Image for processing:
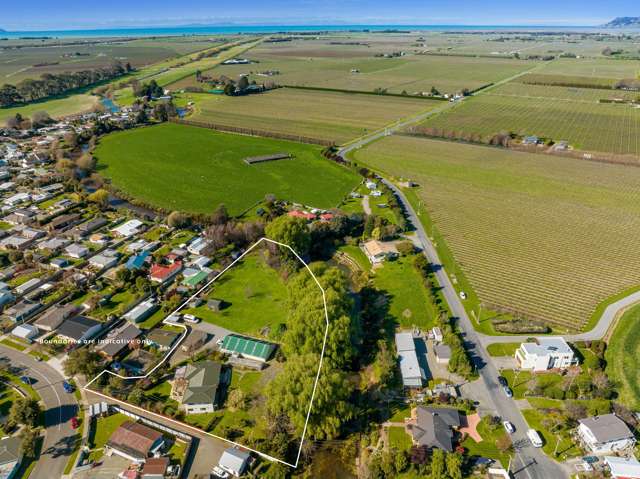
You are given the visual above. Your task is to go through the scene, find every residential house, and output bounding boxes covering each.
[122,349,157,375]
[46,213,81,233]
[106,421,165,463]
[38,236,70,252]
[515,337,575,372]
[124,298,158,324]
[182,270,209,289]
[605,456,640,479]
[577,414,636,454]
[97,322,142,360]
[65,243,90,259]
[287,210,316,221]
[11,323,38,341]
[34,303,79,331]
[4,208,36,225]
[171,360,222,414]
[395,332,426,388]
[141,457,170,479]
[0,436,22,479]
[434,344,452,364]
[125,251,150,271]
[362,240,399,264]
[67,217,108,240]
[89,249,119,270]
[146,329,180,351]
[4,300,42,322]
[181,330,207,354]
[0,289,15,309]
[149,260,182,284]
[111,219,144,238]
[408,406,461,452]
[186,237,210,256]
[220,334,276,362]
[15,278,41,296]
[218,448,251,478]
[56,315,102,343]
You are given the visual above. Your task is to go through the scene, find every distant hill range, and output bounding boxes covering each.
[603,17,640,28]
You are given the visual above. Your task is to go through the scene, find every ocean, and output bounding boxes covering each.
[0,24,602,39]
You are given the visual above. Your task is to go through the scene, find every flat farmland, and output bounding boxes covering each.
[0,37,224,84]
[535,58,640,78]
[190,88,441,143]
[489,82,639,103]
[0,93,98,125]
[94,123,359,215]
[208,38,532,94]
[354,135,640,330]
[422,91,640,156]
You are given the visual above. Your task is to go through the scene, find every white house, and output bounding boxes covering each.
[577,414,636,454]
[395,332,426,388]
[605,456,640,479]
[362,240,399,264]
[111,219,144,238]
[218,448,251,477]
[11,323,39,341]
[514,337,575,372]
[186,237,210,256]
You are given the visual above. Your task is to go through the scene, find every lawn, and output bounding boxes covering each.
[387,426,412,452]
[94,123,360,215]
[487,343,520,357]
[355,135,640,331]
[521,409,581,459]
[372,255,437,330]
[0,338,27,351]
[88,413,131,461]
[606,304,640,409]
[338,244,370,272]
[183,253,287,337]
[191,87,441,143]
[462,416,511,468]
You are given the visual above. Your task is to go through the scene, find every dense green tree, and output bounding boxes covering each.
[265,215,311,258]
[445,452,463,479]
[430,449,446,479]
[19,426,40,457]
[63,349,103,378]
[9,397,41,428]
[266,354,353,440]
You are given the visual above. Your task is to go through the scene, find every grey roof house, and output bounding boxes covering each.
[171,360,222,415]
[408,406,461,452]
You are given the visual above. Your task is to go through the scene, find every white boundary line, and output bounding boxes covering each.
[83,237,329,469]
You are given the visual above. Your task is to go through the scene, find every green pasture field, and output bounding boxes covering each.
[206,38,532,95]
[95,123,359,215]
[514,73,619,89]
[190,87,440,143]
[422,91,640,156]
[536,58,640,78]
[183,252,288,338]
[0,93,98,125]
[372,255,438,330]
[605,304,640,409]
[0,36,226,84]
[354,135,640,331]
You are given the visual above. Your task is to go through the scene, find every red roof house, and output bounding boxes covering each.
[288,210,316,220]
[149,260,183,283]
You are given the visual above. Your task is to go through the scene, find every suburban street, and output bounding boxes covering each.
[0,344,79,479]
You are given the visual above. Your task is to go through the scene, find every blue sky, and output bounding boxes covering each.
[0,0,635,30]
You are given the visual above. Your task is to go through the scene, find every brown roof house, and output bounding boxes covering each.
[407,406,461,452]
[105,420,165,463]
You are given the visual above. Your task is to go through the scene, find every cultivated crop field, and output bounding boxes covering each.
[606,304,640,409]
[191,87,441,143]
[422,89,640,156]
[354,135,640,330]
[94,123,359,215]
[0,94,98,126]
[0,36,225,84]
[207,37,533,95]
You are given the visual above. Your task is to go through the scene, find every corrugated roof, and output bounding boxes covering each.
[221,334,275,361]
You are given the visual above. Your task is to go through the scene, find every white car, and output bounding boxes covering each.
[183,314,200,324]
[459,291,467,300]
[212,466,230,478]
[503,421,515,434]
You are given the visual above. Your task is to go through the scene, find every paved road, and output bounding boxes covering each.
[381,181,568,479]
[478,290,640,346]
[0,345,78,479]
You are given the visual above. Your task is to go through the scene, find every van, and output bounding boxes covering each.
[184,314,200,324]
[527,429,543,448]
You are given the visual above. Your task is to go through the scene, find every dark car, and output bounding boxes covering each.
[497,376,508,387]
[20,376,31,385]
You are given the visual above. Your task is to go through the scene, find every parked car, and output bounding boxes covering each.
[503,421,515,434]
[212,466,230,478]
[62,381,74,393]
[459,291,467,300]
[527,428,543,448]
[497,376,507,387]
[183,314,200,324]
[70,417,79,429]
[503,386,513,398]
[20,376,31,385]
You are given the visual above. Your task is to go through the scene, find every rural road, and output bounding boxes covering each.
[338,111,569,477]
[381,180,568,479]
[0,344,78,479]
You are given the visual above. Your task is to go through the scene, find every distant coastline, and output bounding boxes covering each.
[0,24,612,39]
